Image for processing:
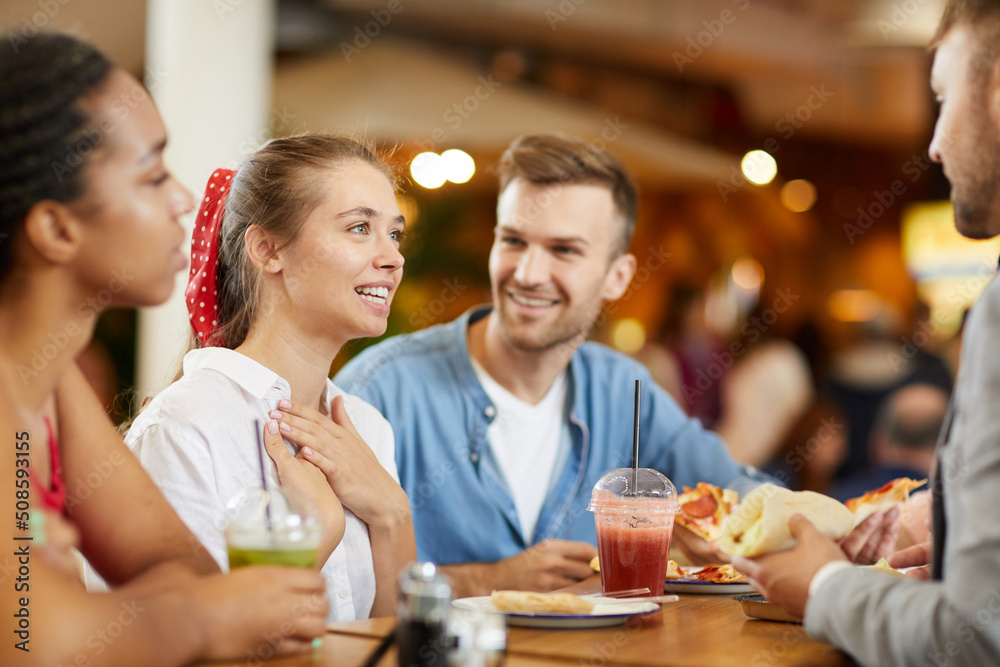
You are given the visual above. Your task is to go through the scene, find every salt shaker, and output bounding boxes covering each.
[397,562,453,667]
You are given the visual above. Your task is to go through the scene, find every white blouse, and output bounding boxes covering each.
[124,347,398,622]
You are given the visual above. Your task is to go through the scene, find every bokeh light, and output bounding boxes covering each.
[741,150,778,186]
[828,289,882,322]
[611,318,646,354]
[441,149,476,184]
[731,258,764,291]
[410,152,447,189]
[780,179,817,212]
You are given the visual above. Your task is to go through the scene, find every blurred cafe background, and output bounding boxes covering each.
[5,0,992,491]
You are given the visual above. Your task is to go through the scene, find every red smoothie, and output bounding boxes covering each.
[596,517,673,596]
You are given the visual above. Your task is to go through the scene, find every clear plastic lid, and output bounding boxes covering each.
[586,468,679,513]
[224,487,322,547]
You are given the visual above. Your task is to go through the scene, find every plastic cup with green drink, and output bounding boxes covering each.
[224,487,322,569]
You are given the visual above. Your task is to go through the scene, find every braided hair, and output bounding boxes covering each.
[0,33,113,283]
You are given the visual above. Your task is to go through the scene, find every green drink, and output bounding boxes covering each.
[227,543,318,569]
[224,487,322,570]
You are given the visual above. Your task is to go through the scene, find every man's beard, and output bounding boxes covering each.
[495,294,601,354]
[952,111,1000,239]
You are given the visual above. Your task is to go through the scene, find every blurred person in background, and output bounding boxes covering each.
[827,303,952,481]
[831,383,946,555]
[761,400,848,494]
[713,339,814,467]
[831,383,947,502]
[664,283,728,427]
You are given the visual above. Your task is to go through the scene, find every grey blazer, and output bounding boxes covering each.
[805,273,1000,666]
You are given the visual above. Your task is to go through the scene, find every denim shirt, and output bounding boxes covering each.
[335,307,770,565]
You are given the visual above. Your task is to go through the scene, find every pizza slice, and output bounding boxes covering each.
[675,482,739,541]
[845,477,927,526]
[687,564,748,584]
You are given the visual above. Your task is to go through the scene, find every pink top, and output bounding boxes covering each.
[30,418,66,514]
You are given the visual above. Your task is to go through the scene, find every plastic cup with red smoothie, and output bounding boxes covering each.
[588,468,679,596]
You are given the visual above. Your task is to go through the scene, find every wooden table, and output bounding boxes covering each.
[210,579,856,667]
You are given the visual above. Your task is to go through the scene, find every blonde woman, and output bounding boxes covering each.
[126,134,416,620]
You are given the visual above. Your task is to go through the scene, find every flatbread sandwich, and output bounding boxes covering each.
[719,484,855,557]
[490,590,595,614]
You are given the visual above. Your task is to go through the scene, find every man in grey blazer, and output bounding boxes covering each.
[733,1,1000,664]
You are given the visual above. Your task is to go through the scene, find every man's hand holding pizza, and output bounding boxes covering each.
[672,523,732,564]
[673,482,738,564]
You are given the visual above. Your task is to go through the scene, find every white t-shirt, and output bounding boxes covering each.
[471,357,568,542]
[117,347,398,622]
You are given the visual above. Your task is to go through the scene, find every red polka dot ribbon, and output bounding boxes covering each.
[185,168,234,347]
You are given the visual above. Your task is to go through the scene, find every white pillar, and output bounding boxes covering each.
[137,0,275,399]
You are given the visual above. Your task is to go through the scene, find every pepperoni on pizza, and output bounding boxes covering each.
[676,482,739,542]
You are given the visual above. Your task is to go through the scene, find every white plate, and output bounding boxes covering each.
[451,596,661,629]
[663,567,754,595]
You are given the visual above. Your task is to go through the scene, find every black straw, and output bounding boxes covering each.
[632,380,641,494]
[255,420,273,531]
[360,625,397,667]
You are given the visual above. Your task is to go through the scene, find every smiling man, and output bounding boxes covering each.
[732,2,1000,664]
[336,134,771,597]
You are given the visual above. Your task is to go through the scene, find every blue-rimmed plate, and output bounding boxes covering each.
[451,596,661,629]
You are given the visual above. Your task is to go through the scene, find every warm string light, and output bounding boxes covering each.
[410,149,476,189]
[741,150,777,186]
